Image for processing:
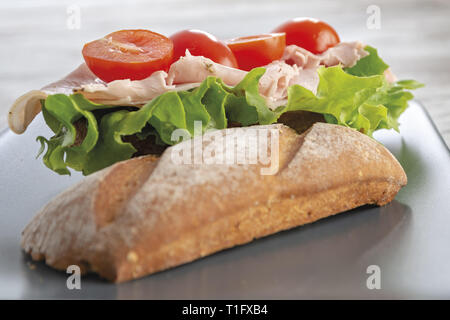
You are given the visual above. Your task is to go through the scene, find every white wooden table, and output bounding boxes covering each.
[1,0,449,146]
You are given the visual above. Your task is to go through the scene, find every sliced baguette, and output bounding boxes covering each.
[21,122,407,282]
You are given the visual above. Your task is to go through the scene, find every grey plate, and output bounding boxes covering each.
[0,101,449,299]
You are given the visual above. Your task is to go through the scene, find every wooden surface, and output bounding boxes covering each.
[1,0,449,146]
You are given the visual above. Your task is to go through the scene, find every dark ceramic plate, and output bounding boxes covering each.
[0,101,449,299]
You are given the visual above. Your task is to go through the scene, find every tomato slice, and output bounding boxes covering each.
[272,18,340,54]
[170,29,238,68]
[226,33,286,71]
[82,29,173,82]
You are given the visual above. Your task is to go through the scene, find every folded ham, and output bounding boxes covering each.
[282,41,369,69]
[8,42,368,134]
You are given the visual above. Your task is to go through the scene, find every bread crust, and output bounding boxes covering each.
[21,123,407,282]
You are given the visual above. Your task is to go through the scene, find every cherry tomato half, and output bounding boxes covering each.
[82,29,173,82]
[170,29,238,68]
[272,18,340,54]
[226,33,286,71]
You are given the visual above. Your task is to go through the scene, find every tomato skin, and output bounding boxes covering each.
[226,33,286,71]
[272,18,340,54]
[82,29,173,82]
[170,29,238,68]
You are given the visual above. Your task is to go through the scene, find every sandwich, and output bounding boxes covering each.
[9,18,422,282]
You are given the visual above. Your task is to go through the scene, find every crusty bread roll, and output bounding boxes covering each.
[21,122,406,282]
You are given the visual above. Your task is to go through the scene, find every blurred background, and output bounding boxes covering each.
[1,0,449,146]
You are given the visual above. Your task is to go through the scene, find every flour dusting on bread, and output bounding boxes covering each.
[21,123,406,282]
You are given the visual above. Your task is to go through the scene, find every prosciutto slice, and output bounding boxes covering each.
[8,41,370,134]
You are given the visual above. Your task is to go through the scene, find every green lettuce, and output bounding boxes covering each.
[37,46,422,175]
[286,65,424,135]
[344,45,389,76]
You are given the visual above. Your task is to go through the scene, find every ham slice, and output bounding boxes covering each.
[42,63,101,94]
[384,68,397,83]
[8,65,198,134]
[320,42,369,67]
[77,71,198,106]
[167,51,247,86]
[167,52,320,104]
[259,61,319,99]
[8,42,370,134]
[282,41,369,69]
[8,64,99,134]
[258,42,368,108]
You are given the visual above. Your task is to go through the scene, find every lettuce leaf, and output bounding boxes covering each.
[344,45,389,77]
[287,65,416,135]
[37,50,422,175]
